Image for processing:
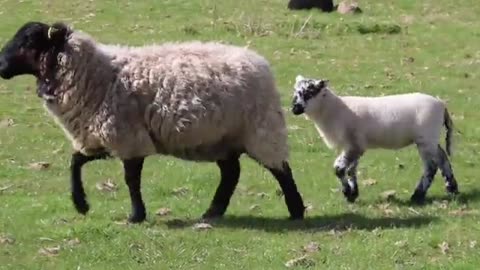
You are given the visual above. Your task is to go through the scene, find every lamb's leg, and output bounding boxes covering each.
[202,154,241,219]
[346,159,359,200]
[70,151,110,214]
[267,162,305,220]
[436,145,459,195]
[334,150,362,203]
[411,144,438,204]
[122,157,146,223]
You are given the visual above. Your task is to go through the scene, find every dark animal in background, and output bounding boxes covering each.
[287,0,335,12]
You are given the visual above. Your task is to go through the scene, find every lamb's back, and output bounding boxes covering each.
[341,93,444,149]
[342,93,442,122]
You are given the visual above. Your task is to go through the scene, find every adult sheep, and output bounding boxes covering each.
[0,21,306,223]
[291,75,459,204]
[287,0,335,11]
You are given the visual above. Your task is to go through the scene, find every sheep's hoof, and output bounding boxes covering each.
[75,203,90,215]
[410,191,426,205]
[128,213,146,224]
[72,193,89,215]
[446,183,459,195]
[289,212,305,220]
[202,205,226,219]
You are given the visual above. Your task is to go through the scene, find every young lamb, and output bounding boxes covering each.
[291,75,459,203]
[0,21,306,223]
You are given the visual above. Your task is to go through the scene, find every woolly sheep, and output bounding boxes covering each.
[0,21,306,223]
[290,75,459,203]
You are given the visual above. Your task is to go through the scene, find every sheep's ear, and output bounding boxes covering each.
[295,75,305,83]
[47,22,70,46]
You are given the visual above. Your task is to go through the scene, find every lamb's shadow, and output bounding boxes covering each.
[165,213,437,232]
[386,188,480,207]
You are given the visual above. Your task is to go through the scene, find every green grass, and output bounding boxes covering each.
[1,0,480,269]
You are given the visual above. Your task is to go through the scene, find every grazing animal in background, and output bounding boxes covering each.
[0,21,306,223]
[291,75,459,204]
[336,1,362,14]
[287,0,335,12]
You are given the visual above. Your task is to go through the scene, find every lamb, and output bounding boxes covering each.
[0,21,306,223]
[291,75,459,203]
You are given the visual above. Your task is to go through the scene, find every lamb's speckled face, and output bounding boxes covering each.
[291,75,328,115]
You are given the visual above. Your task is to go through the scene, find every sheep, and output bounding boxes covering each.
[290,75,459,204]
[0,21,306,223]
[287,0,335,11]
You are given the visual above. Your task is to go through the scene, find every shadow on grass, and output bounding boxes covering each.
[385,188,480,207]
[165,213,437,232]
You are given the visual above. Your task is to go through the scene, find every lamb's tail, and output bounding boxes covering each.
[444,107,454,156]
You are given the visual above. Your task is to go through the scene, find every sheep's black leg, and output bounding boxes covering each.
[70,151,110,214]
[122,157,146,223]
[334,150,362,203]
[411,144,438,204]
[203,154,241,219]
[436,145,459,195]
[267,162,305,220]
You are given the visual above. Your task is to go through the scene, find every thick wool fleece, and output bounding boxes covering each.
[44,31,288,168]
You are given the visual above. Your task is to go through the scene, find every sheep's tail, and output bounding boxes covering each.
[444,107,454,156]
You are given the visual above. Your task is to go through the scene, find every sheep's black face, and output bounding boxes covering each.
[0,22,51,79]
[0,21,69,80]
[291,75,328,115]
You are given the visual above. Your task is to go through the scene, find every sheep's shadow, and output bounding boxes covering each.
[385,188,480,207]
[164,213,437,232]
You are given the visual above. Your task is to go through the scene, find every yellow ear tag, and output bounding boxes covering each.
[47,27,56,39]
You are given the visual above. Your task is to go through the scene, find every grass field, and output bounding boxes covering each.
[1,0,480,269]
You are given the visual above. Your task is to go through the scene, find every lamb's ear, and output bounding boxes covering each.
[315,79,329,89]
[295,75,305,83]
[47,22,70,47]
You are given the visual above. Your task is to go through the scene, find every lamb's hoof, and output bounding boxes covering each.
[342,185,358,203]
[347,188,359,203]
[345,195,358,203]
[202,205,226,219]
[128,212,146,224]
[72,193,89,215]
[410,191,426,205]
